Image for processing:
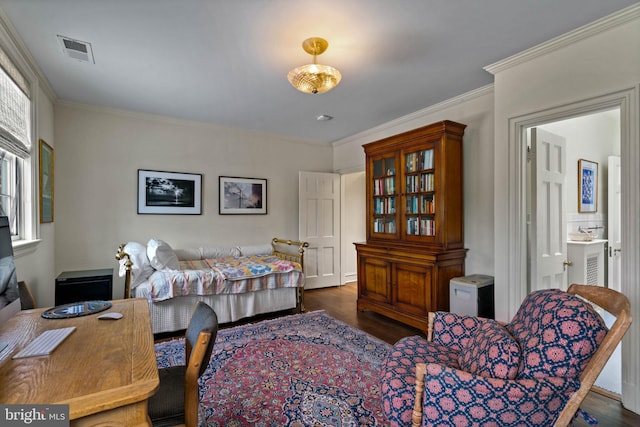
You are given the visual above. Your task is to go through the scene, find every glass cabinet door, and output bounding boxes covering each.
[371,155,397,237]
[403,148,436,238]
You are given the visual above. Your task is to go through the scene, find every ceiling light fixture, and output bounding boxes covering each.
[288,37,341,94]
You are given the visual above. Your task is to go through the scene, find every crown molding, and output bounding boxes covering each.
[55,99,327,146]
[332,84,494,147]
[0,7,56,101]
[484,3,640,75]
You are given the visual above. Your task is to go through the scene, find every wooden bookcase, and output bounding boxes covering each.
[355,120,467,331]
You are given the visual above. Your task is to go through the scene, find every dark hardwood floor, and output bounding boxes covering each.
[304,282,640,427]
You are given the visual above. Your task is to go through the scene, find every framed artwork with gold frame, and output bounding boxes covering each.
[39,139,54,223]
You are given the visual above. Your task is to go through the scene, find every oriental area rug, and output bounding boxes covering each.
[155,310,392,426]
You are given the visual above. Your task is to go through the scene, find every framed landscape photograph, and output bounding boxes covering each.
[578,159,598,213]
[138,169,202,214]
[39,139,54,223]
[219,176,267,215]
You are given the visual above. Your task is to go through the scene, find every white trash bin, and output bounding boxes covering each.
[449,274,494,318]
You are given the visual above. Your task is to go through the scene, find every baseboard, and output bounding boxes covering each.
[591,385,622,401]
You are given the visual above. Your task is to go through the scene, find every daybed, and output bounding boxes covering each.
[116,238,308,334]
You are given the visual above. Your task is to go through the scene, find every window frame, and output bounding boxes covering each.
[0,21,39,246]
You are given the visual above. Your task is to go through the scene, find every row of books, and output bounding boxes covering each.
[405,173,434,193]
[373,177,395,195]
[405,196,435,214]
[373,218,396,233]
[406,218,436,236]
[405,149,434,172]
[374,197,396,214]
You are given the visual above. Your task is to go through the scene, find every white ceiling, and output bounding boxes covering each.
[0,0,636,144]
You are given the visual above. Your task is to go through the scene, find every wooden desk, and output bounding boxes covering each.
[0,298,159,426]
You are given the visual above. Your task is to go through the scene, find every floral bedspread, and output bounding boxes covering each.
[206,255,299,279]
[146,255,303,302]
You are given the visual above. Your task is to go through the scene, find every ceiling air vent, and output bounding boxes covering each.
[57,35,94,64]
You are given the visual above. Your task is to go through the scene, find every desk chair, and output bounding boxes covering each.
[148,302,218,427]
[18,281,36,309]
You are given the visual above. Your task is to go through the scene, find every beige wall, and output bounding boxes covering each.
[54,102,333,301]
[340,171,365,284]
[332,87,496,278]
[14,85,56,307]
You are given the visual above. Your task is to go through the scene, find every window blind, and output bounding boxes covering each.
[0,46,30,159]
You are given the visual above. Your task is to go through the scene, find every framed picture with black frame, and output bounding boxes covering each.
[137,169,202,214]
[578,159,598,213]
[219,176,267,215]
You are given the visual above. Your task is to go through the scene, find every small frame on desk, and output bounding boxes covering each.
[219,176,267,215]
[578,159,598,213]
[39,139,54,223]
[138,169,202,214]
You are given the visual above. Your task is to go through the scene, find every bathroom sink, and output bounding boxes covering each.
[568,231,595,241]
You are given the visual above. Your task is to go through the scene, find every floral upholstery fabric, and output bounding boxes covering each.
[431,312,489,351]
[418,364,579,426]
[381,289,608,426]
[458,320,521,380]
[507,288,607,379]
[381,335,459,426]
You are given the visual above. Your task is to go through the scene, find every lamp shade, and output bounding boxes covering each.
[288,37,341,94]
[287,63,341,94]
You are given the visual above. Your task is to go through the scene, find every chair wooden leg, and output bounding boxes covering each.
[412,363,427,427]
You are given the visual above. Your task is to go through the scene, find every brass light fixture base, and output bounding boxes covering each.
[302,37,329,57]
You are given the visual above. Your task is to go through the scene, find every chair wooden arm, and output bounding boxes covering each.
[412,362,427,427]
[18,281,36,309]
[427,312,435,341]
[555,284,632,426]
[411,313,435,426]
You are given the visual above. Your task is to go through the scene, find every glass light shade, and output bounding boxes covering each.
[287,63,342,94]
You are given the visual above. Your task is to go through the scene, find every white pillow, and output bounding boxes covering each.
[147,239,180,271]
[118,242,155,287]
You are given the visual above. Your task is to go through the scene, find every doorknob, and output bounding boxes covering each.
[609,247,622,256]
[562,260,573,271]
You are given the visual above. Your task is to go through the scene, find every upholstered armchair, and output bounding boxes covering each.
[381,285,631,427]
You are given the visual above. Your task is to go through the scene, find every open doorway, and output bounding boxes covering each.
[527,107,622,395]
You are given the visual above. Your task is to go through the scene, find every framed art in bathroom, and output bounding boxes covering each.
[578,159,598,213]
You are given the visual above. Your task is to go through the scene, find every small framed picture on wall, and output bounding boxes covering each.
[138,169,202,215]
[39,139,54,223]
[578,159,598,213]
[219,176,267,215]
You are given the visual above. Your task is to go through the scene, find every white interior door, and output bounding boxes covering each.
[607,155,622,292]
[529,128,567,291]
[595,155,623,395]
[299,171,341,289]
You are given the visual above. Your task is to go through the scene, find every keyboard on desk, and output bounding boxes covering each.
[12,326,76,359]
